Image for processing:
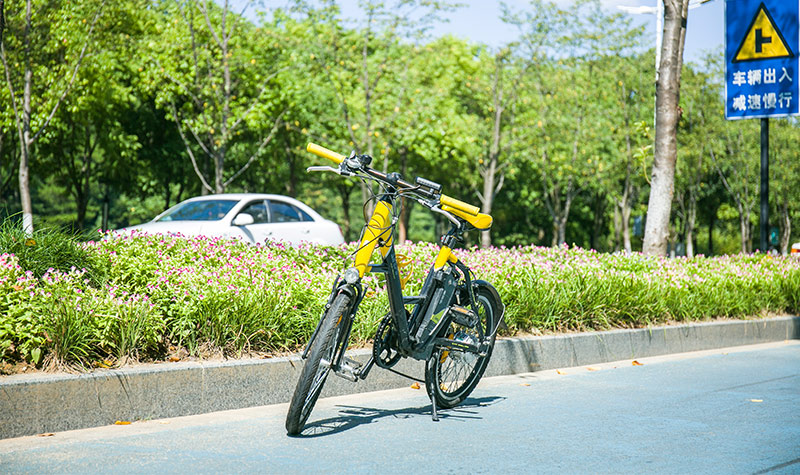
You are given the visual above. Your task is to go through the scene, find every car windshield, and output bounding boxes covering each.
[157,199,238,222]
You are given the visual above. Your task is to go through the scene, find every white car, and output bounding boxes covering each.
[115,193,345,246]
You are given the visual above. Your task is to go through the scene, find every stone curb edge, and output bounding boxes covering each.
[2,315,798,439]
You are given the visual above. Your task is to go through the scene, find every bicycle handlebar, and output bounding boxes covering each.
[306,142,481,216]
[307,143,345,165]
[440,195,479,216]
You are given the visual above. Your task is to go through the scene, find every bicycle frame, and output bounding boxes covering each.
[304,197,492,373]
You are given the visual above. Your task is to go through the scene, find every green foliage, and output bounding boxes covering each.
[2,0,800,270]
[0,217,103,284]
[1,234,799,370]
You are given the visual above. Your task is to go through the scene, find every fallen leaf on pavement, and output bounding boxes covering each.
[410,382,420,390]
[520,383,530,387]
[556,370,566,375]
[586,367,600,371]
[632,360,643,366]
[115,421,132,425]
[749,399,763,403]
[37,433,54,437]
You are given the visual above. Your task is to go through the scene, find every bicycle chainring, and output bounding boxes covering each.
[373,312,403,369]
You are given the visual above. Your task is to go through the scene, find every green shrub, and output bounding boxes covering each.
[1,231,799,371]
[0,218,104,286]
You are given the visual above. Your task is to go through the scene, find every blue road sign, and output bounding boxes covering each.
[725,0,799,120]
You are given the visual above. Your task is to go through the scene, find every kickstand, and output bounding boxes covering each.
[430,394,440,422]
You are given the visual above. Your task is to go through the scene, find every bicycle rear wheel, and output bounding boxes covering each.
[424,284,500,409]
[285,292,351,435]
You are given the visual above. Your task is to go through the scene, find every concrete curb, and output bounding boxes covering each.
[2,315,798,439]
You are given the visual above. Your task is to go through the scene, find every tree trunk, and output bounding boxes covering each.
[396,149,410,244]
[708,211,714,256]
[613,205,622,252]
[779,194,791,255]
[642,0,690,256]
[18,0,33,234]
[480,55,505,249]
[337,183,353,241]
[398,197,410,244]
[621,105,634,254]
[591,192,606,251]
[621,198,632,253]
[685,192,696,258]
[551,184,574,247]
[738,204,751,253]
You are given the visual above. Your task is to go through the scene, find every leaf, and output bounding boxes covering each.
[31,348,42,365]
[519,383,531,387]
[586,367,600,371]
[410,382,420,390]
[37,433,55,437]
[632,360,643,366]
[94,359,112,369]
[556,370,566,375]
[749,399,763,403]
[114,420,132,425]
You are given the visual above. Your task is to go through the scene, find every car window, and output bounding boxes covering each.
[268,200,312,223]
[157,200,237,222]
[238,201,269,224]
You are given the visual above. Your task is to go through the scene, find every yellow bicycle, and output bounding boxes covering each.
[285,143,505,435]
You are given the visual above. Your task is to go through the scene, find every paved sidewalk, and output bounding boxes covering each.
[1,341,798,474]
[1,315,798,438]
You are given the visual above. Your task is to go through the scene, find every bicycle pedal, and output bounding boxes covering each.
[334,358,362,382]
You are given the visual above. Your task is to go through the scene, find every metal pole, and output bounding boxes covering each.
[760,118,769,253]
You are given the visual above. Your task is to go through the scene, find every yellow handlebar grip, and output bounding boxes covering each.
[307,143,345,165]
[440,195,480,216]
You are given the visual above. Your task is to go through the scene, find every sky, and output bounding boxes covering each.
[327,0,725,65]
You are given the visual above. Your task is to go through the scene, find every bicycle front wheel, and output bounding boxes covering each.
[285,292,351,435]
[424,285,500,409]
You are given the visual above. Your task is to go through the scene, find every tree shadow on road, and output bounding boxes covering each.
[294,396,506,438]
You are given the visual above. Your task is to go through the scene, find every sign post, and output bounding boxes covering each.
[725,0,799,252]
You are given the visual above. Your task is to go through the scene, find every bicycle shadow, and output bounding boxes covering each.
[293,396,506,438]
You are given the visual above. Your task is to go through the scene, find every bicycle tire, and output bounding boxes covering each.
[285,292,351,435]
[424,284,500,409]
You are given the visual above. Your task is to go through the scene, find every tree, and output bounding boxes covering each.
[710,121,759,253]
[0,0,106,232]
[770,119,800,254]
[36,1,148,231]
[508,0,643,247]
[146,0,287,195]
[641,0,690,255]
[674,62,721,257]
[289,0,460,238]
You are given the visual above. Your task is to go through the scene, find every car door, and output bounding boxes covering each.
[232,200,271,244]
[266,198,314,245]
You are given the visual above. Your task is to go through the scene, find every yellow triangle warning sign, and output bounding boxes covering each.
[733,3,793,62]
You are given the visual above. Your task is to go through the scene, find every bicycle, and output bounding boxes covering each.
[285,143,506,436]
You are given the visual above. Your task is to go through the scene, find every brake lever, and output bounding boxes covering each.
[430,205,461,227]
[306,166,341,174]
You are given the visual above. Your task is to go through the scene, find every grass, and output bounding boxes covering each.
[1,230,799,371]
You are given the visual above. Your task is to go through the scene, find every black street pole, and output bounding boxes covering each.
[760,118,769,253]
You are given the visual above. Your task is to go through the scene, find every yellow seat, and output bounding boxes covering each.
[441,204,493,230]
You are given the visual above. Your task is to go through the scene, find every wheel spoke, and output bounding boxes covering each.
[426,289,499,409]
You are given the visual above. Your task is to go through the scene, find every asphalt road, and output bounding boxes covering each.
[1,341,798,474]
